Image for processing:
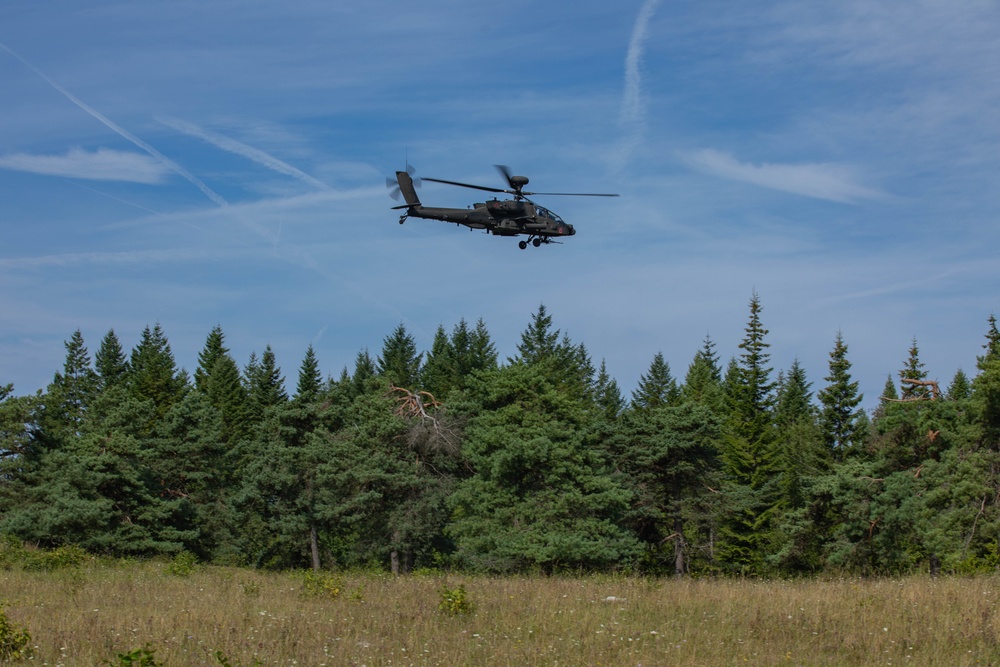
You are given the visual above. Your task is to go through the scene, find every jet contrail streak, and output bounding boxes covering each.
[616,0,662,167]
[0,41,229,208]
[158,116,331,192]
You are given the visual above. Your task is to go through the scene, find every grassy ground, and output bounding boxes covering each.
[2,563,1000,666]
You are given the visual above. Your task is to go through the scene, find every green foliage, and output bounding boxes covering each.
[0,606,31,661]
[164,550,198,576]
[22,544,88,571]
[107,645,162,667]
[11,308,1000,578]
[438,584,474,616]
[297,570,342,599]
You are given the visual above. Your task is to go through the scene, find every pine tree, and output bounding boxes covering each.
[514,304,560,365]
[448,362,638,573]
[947,369,971,401]
[296,345,323,403]
[682,335,724,410]
[631,352,679,411]
[421,325,454,397]
[775,359,813,428]
[377,323,422,389]
[351,349,377,397]
[95,329,129,390]
[245,345,288,422]
[129,324,185,423]
[469,318,498,372]
[899,337,929,400]
[594,360,626,421]
[42,330,98,443]
[818,332,865,457]
[718,292,779,573]
[195,325,227,393]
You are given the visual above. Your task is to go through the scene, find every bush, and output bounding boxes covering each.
[0,607,32,661]
[297,570,341,599]
[107,645,162,666]
[438,584,474,616]
[164,551,198,577]
[22,544,88,571]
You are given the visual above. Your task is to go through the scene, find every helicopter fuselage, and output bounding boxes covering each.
[392,170,575,247]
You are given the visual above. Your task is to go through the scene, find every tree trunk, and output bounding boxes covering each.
[309,524,321,572]
[673,515,686,577]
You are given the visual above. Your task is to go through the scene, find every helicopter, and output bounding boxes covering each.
[387,165,619,249]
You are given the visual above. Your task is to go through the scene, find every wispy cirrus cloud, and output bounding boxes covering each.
[0,148,169,183]
[681,148,886,203]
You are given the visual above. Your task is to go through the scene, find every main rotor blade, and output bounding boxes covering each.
[495,164,515,189]
[524,191,620,197]
[422,176,509,194]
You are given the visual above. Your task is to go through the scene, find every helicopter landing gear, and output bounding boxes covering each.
[518,236,551,249]
[398,214,407,225]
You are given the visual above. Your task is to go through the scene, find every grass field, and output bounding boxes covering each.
[2,562,999,666]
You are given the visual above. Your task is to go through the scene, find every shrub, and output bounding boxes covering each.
[298,570,341,599]
[438,584,474,616]
[164,551,198,577]
[107,645,162,666]
[0,607,32,661]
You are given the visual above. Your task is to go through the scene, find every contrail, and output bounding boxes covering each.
[0,41,229,208]
[616,0,663,167]
[158,116,332,191]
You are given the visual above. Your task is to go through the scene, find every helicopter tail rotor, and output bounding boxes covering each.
[386,164,420,201]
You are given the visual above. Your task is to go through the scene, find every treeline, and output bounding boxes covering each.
[2,296,1000,576]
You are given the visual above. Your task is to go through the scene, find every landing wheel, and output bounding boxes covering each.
[532,238,542,248]
[518,241,528,250]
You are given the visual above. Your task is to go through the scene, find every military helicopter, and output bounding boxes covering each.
[387,165,619,249]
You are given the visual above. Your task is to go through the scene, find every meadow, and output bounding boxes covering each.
[2,562,999,666]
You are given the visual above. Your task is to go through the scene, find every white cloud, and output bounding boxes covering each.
[680,148,886,203]
[0,148,170,184]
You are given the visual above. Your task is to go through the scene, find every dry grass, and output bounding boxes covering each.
[3,563,1000,666]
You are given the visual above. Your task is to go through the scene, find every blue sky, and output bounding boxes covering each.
[2,0,998,408]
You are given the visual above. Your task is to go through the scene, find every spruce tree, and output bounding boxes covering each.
[594,360,626,421]
[899,337,929,400]
[296,345,323,403]
[195,325,227,393]
[947,369,971,401]
[129,323,185,423]
[377,323,422,389]
[95,329,129,391]
[631,352,679,411]
[682,335,724,410]
[818,332,865,457]
[719,292,778,573]
[245,345,288,421]
[42,330,97,444]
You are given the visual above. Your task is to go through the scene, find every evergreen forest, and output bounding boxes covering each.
[3,295,1000,577]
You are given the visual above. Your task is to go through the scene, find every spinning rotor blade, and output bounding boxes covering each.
[495,164,618,198]
[495,164,516,189]
[386,176,401,200]
[524,191,620,197]
[422,176,508,194]
[386,166,421,201]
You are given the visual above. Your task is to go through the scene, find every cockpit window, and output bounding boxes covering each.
[536,206,563,223]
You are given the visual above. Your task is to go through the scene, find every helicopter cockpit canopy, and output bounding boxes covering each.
[535,205,564,223]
